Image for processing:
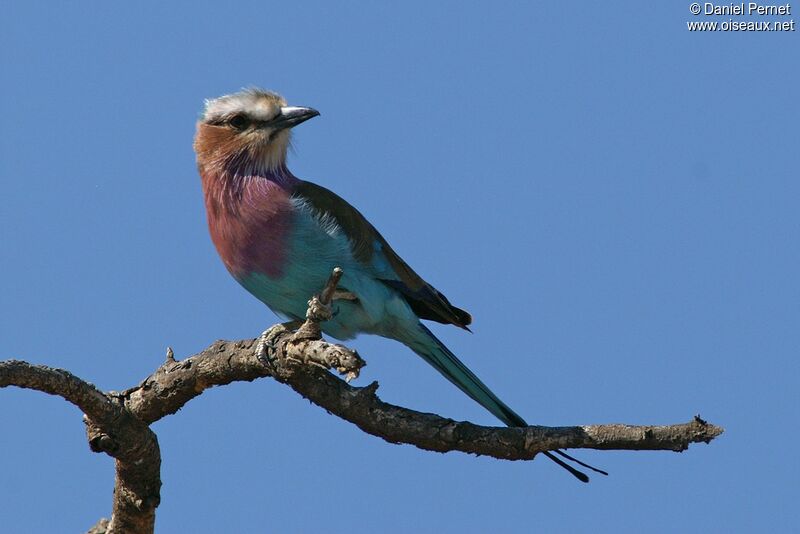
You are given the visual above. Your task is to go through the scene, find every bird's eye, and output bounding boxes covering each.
[228,114,249,130]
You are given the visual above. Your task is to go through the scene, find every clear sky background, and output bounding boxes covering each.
[1,2,798,533]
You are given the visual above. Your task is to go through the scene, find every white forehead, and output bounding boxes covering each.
[202,89,285,122]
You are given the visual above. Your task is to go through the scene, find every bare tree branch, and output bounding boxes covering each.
[117,330,722,460]
[0,268,724,533]
[0,360,114,419]
[0,361,160,534]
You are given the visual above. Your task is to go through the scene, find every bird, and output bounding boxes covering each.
[194,88,605,482]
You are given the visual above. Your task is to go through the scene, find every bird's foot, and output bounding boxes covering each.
[291,296,331,342]
[291,267,348,342]
[262,267,364,380]
[305,295,333,323]
[256,323,365,382]
[255,325,289,373]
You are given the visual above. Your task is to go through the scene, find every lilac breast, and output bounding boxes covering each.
[203,174,294,279]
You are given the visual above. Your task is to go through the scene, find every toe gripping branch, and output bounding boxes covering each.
[255,267,366,382]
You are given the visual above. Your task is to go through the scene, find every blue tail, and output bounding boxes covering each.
[406,324,606,482]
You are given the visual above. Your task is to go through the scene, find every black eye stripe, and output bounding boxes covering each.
[206,114,276,129]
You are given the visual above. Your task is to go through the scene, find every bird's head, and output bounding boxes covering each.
[194,88,319,175]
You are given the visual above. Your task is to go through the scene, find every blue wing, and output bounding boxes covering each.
[292,180,472,328]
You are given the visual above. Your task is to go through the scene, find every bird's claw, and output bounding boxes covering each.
[255,326,287,373]
[305,296,333,323]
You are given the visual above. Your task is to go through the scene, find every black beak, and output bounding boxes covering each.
[271,106,320,130]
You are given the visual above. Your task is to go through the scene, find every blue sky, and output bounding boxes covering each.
[1,2,798,532]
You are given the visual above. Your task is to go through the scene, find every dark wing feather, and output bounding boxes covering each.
[293,180,472,328]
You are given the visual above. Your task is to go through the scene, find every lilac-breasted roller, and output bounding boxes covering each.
[194,89,604,482]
